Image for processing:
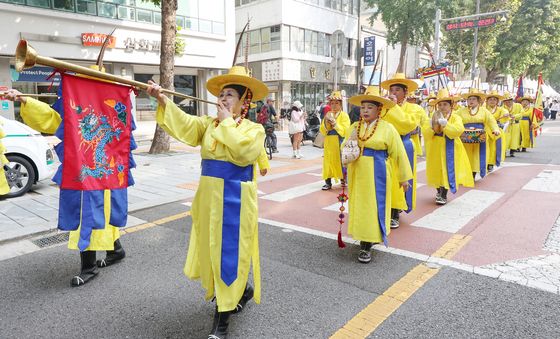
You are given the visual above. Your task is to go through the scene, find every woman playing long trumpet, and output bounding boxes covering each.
[422,89,474,205]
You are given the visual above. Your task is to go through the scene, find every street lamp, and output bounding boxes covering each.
[434,2,509,81]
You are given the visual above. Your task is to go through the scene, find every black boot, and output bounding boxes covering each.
[487,164,494,173]
[509,150,515,157]
[232,284,254,314]
[358,241,373,263]
[71,251,99,287]
[322,178,332,190]
[97,239,126,268]
[521,148,527,152]
[390,209,400,229]
[435,187,446,205]
[209,307,231,339]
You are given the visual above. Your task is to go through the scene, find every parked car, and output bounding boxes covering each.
[1,116,58,198]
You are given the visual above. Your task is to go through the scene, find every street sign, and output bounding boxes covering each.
[363,36,375,66]
[445,16,497,31]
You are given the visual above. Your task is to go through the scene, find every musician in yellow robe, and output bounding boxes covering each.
[319,90,350,190]
[2,70,128,287]
[381,73,423,228]
[519,96,538,151]
[456,88,500,180]
[0,120,10,195]
[147,65,266,339]
[485,90,508,172]
[502,92,523,156]
[344,87,412,264]
[422,89,473,205]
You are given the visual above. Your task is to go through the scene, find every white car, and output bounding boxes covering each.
[1,116,58,198]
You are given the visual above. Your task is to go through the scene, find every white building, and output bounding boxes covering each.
[235,0,360,112]
[0,0,235,120]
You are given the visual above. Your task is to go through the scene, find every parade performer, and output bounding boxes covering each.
[519,96,538,151]
[422,89,474,205]
[2,68,135,287]
[319,90,350,190]
[147,65,267,339]
[456,88,500,180]
[380,73,423,228]
[0,119,10,195]
[502,92,523,157]
[344,87,412,263]
[485,90,508,172]
[425,92,437,115]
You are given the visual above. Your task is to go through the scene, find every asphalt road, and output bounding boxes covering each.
[1,199,560,339]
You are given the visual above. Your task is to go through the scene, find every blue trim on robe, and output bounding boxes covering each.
[362,148,389,246]
[495,136,502,167]
[401,133,415,212]
[521,116,533,147]
[435,133,457,194]
[464,123,486,178]
[201,159,254,286]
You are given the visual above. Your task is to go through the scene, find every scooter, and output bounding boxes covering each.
[303,111,321,142]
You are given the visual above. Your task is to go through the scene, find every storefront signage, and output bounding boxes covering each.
[309,66,316,79]
[363,36,376,66]
[10,66,61,84]
[124,37,161,52]
[445,17,497,31]
[81,33,116,48]
[1,101,8,111]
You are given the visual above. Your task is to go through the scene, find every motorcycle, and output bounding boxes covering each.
[303,111,321,142]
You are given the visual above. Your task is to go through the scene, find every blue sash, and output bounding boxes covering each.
[201,159,253,286]
[464,123,486,178]
[401,133,415,212]
[435,133,457,194]
[362,148,389,246]
[521,116,533,146]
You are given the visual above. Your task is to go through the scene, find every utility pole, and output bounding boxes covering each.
[434,8,441,64]
[471,0,480,82]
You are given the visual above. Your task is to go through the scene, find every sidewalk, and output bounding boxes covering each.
[0,121,323,244]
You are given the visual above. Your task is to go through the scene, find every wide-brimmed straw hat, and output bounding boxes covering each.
[348,85,395,108]
[485,90,505,101]
[501,91,514,101]
[380,73,419,92]
[461,88,486,100]
[432,88,460,106]
[207,66,269,100]
[517,95,534,103]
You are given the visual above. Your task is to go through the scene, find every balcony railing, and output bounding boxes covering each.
[1,0,226,35]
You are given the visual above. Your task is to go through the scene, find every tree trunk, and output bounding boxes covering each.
[485,68,499,85]
[149,0,177,154]
[396,33,409,73]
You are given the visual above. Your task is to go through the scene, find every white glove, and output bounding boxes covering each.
[437,118,448,127]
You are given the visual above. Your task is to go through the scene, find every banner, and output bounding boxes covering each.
[422,68,449,93]
[61,74,132,190]
[363,36,376,66]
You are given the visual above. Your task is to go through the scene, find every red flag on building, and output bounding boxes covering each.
[61,74,132,190]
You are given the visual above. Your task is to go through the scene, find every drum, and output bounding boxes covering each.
[460,129,486,143]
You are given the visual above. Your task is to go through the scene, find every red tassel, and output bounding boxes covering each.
[337,229,346,248]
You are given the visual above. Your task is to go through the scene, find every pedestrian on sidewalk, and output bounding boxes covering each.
[422,89,473,205]
[551,99,559,120]
[344,87,412,263]
[2,68,132,287]
[289,100,305,159]
[147,65,267,339]
[319,91,350,190]
[257,97,278,153]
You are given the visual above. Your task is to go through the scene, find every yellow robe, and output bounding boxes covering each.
[520,106,537,148]
[319,110,350,182]
[456,106,500,176]
[382,102,420,212]
[422,113,474,191]
[0,121,10,195]
[254,148,270,180]
[504,102,523,151]
[345,120,412,243]
[486,105,508,166]
[156,100,264,312]
[20,98,120,251]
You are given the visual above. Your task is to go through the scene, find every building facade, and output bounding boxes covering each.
[0,0,235,120]
[235,0,360,113]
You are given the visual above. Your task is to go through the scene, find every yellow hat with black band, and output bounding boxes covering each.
[206,65,269,101]
[380,73,419,92]
[348,85,395,109]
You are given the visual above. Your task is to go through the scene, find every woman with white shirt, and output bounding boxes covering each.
[289,100,306,158]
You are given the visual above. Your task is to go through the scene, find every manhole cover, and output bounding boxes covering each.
[31,233,69,248]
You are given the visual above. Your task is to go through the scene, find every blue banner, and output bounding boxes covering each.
[10,66,61,84]
[364,36,376,66]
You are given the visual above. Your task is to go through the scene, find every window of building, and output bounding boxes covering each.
[352,0,359,15]
[76,0,96,15]
[261,27,271,53]
[97,2,117,18]
[53,0,74,11]
[290,26,304,53]
[199,19,212,33]
[304,29,313,54]
[270,25,281,50]
[324,34,331,57]
[249,29,261,54]
[118,6,136,21]
[26,0,50,8]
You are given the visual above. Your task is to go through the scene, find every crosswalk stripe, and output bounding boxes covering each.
[411,189,504,233]
[260,180,326,202]
[523,170,560,193]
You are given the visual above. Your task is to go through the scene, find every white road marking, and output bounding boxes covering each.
[411,189,504,233]
[523,170,560,193]
[260,181,326,202]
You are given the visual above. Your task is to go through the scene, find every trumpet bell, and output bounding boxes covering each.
[15,40,37,72]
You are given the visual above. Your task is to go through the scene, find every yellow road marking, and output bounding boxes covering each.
[330,234,472,338]
[121,211,191,234]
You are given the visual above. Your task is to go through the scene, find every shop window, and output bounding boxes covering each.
[174,75,198,116]
[76,0,96,14]
[53,0,74,11]
[26,0,50,8]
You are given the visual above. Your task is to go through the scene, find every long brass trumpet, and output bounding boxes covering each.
[0,91,59,98]
[15,40,218,105]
